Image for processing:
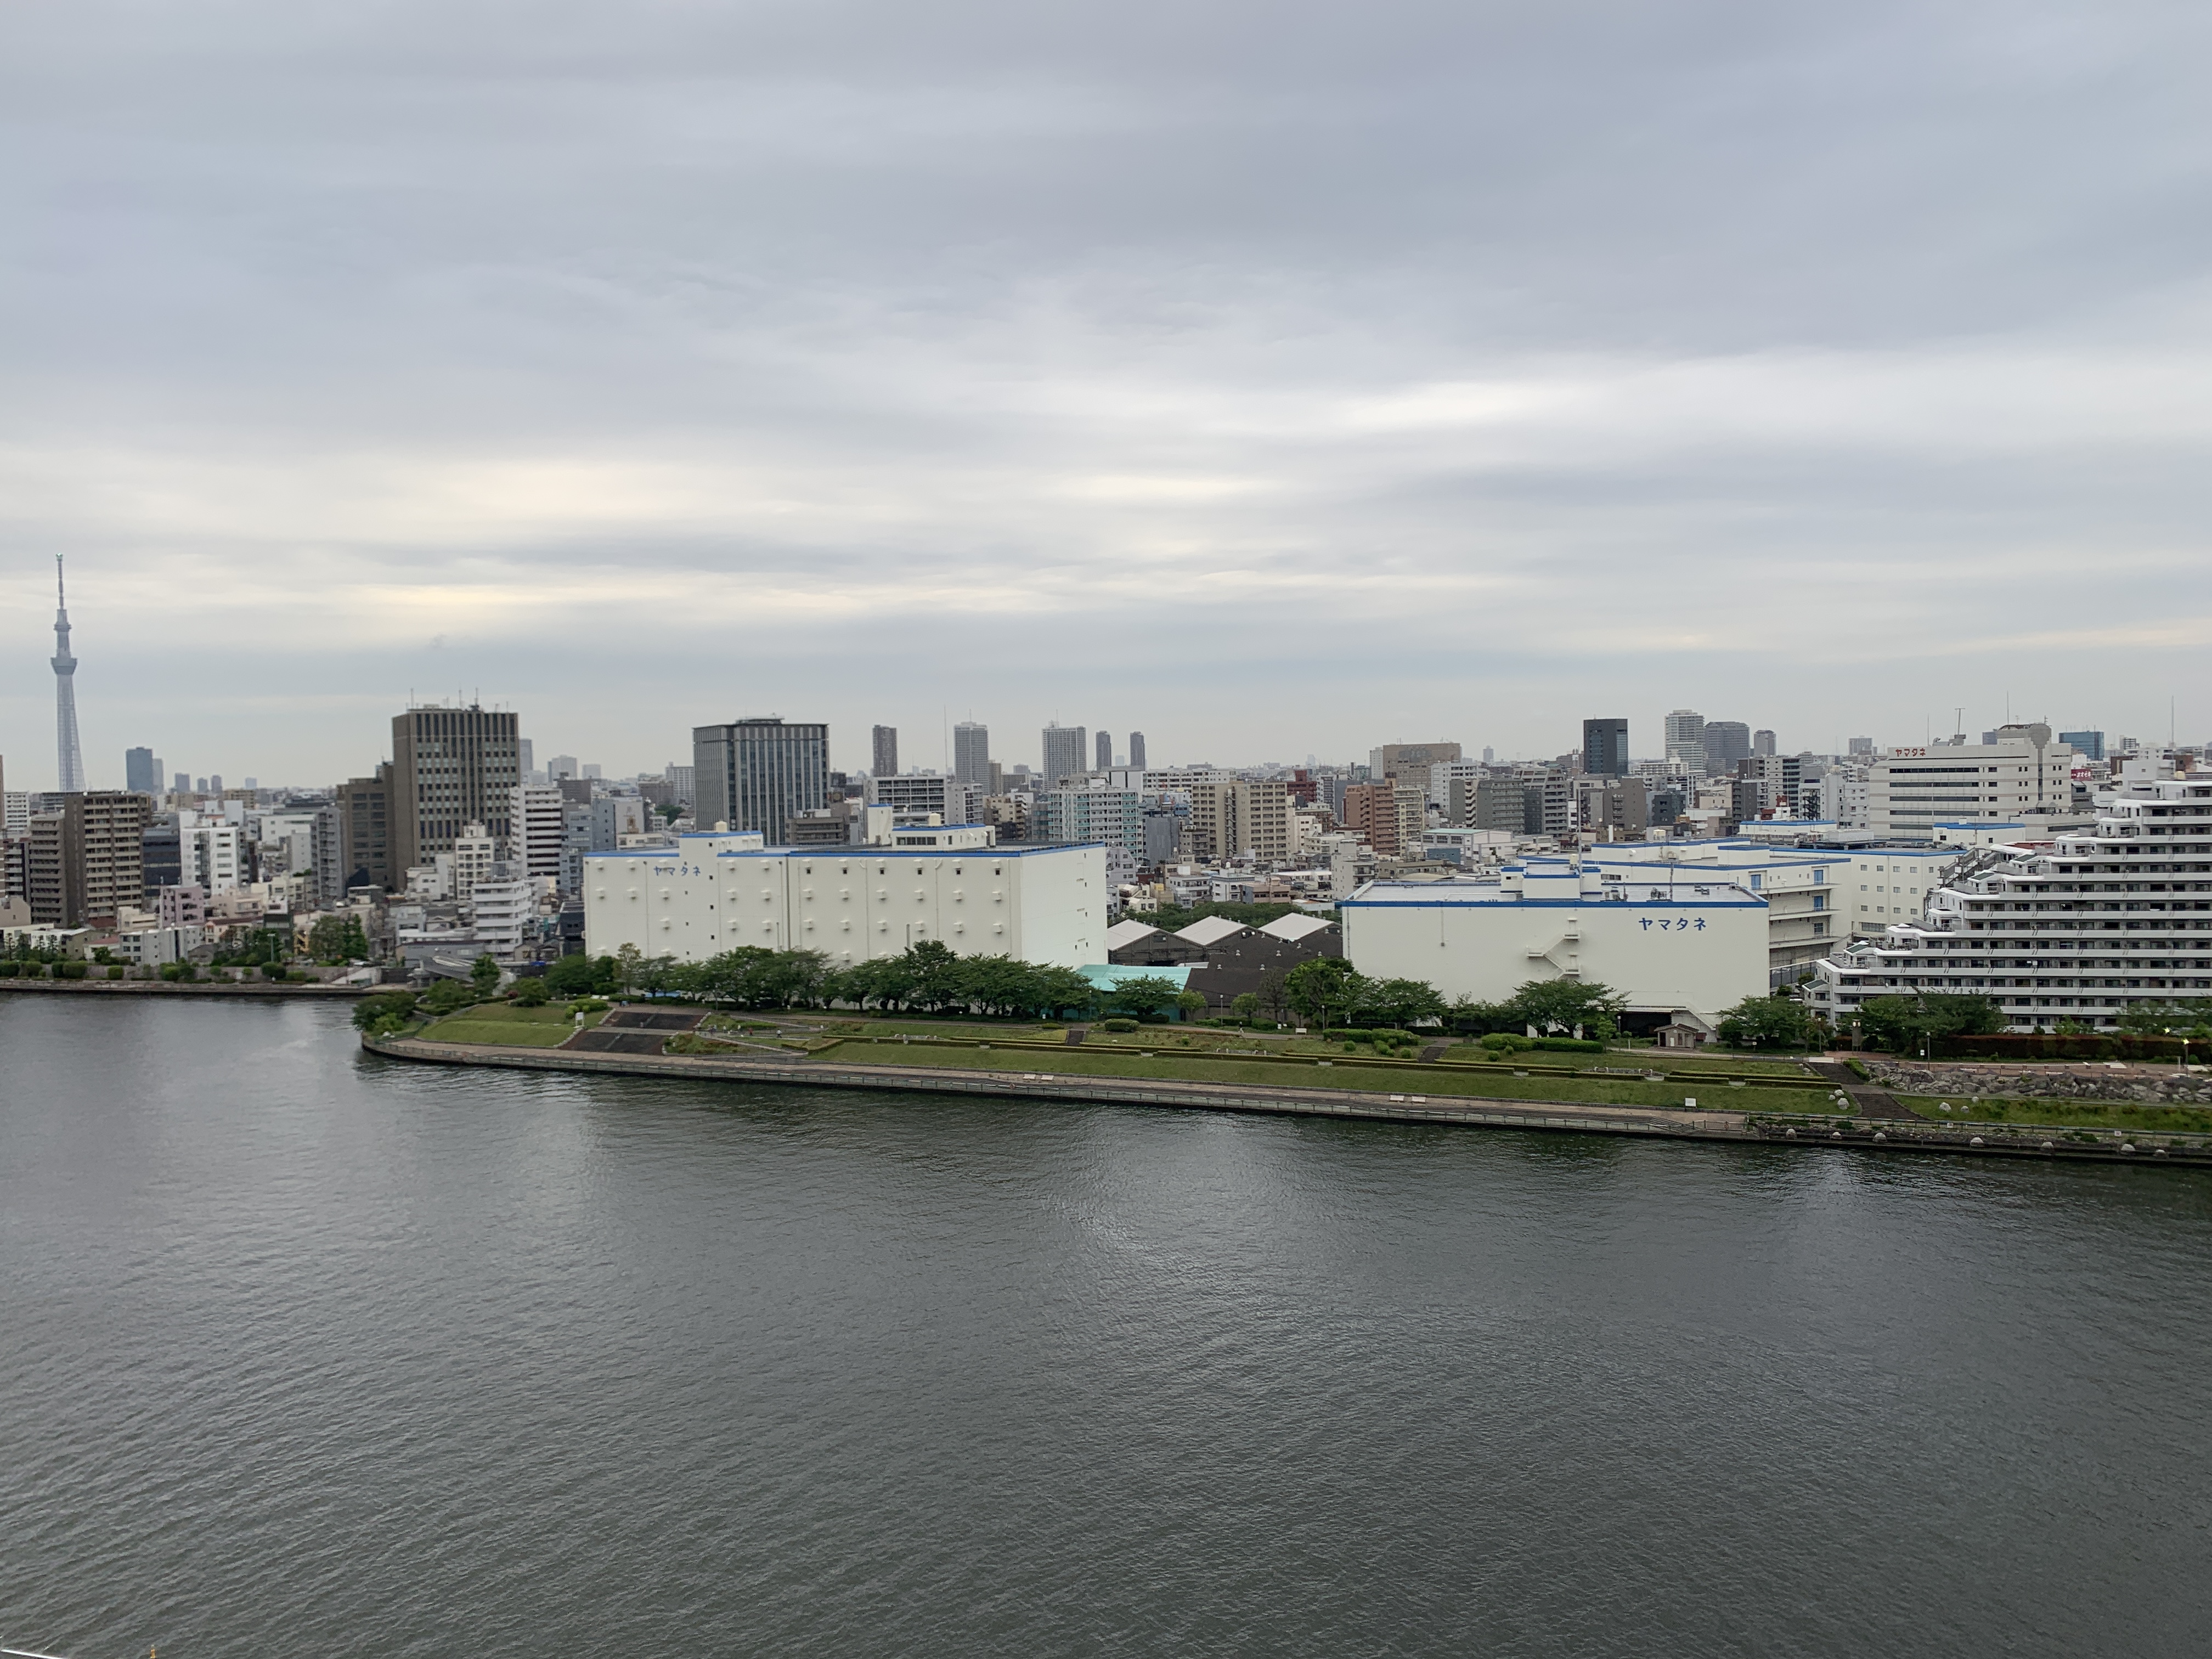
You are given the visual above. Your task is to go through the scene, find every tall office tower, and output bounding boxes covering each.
[694,718,830,842]
[335,765,393,895]
[51,556,83,793]
[1095,730,1113,771]
[172,771,189,794]
[872,725,899,778]
[388,703,522,878]
[26,790,151,927]
[1662,709,1706,772]
[1041,723,1087,785]
[1848,736,1874,756]
[125,747,161,794]
[953,721,992,790]
[208,775,223,793]
[518,738,534,778]
[1128,731,1147,770]
[2059,730,2106,762]
[509,782,567,881]
[1581,718,1629,777]
[547,754,579,780]
[1703,721,1752,774]
[1752,729,1777,757]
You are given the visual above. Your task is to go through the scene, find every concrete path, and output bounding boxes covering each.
[1807,1059,1921,1120]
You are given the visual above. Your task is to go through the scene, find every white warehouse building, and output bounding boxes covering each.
[584,825,1105,967]
[1341,856,1769,1032]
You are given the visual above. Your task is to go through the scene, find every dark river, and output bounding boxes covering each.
[3,995,2208,1657]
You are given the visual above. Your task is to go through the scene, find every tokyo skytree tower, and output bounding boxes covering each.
[53,554,84,793]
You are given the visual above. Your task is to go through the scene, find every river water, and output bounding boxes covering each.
[3,995,2209,1657]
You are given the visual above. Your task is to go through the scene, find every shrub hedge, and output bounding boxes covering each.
[1940,1034,2196,1062]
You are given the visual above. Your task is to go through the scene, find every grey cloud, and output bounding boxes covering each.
[2,0,2208,782]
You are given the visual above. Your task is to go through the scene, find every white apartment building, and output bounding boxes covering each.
[509,784,566,882]
[1342,856,1768,1031]
[870,774,976,827]
[179,815,245,894]
[584,826,1104,967]
[1865,726,2076,839]
[1809,775,2212,1031]
[1663,709,1707,773]
[470,876,536,953]
[1839,847,1962,936]
[452,822,499,892]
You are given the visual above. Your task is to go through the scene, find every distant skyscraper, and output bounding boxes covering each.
[172,771,190,794]
[1581,718,1629,777]
[695,718,829,840]
[872,725,899,778]
[388,703,522,877]
[1095,730,1113,771]
[1662,709,1706,772]
[548,754,579,780]
[51,556,83,793]
[1041,723,1087,785]
[125,747,161,794]
[1848,736,1874,756]
[953,721,992,789]
[1128,731,1147,770]
[1752,729,1777,757]
[1703,721,1752,774]
[2059,730,2105,761]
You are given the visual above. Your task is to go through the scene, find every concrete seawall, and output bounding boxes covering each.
[2,978,378,999]
[361,1037,2212,1167]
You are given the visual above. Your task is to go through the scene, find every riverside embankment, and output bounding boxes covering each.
[1,977,377,999]
[363,1032,2212,1167]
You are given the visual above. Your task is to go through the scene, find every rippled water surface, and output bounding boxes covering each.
[4,995,2210,1656]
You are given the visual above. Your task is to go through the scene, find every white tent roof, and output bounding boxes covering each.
[1173,915,1249,947]
[1104,919,1163,951]
[1258,913,1336,943]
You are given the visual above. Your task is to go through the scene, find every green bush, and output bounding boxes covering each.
[107,966,126,980]
[0,962,18,977]
[55,961,88,980]
[569,997,610,1015]
[352,990,420,1032]
[1479,1031,1532,1054]
[1099,1018,1139,1032]
[512,977,551,1007]
[1532,1036,1604,1053]
[1324,1028,1374,1041]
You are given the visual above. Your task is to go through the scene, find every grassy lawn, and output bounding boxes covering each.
[417,1002,605,1047]
[810,1041,1814,1112]
[1895,1095,2212,1136]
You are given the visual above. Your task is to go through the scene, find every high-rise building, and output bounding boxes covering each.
[50,556,83,794]
[953,722,992,791]
[172,771,190,794]
[1341,783,1424,856]
[1581,718,1629,778]
[2059,730,2106,762]
[1128,731,1147,770]
[1663,709,1707,772]
[517,738,534,779]
[509,783,567,881]
[1041,723,1087,785]
[694,718,830,842]
[547,754,579,780]
[125,748,161,795]
[1847,737,1874,756]
[1094,731,1113,771]
[1863,726,2075,838]
[871,725,899,778]
[1752,729,1777,758]
[388,703,523,879]
[336,766,394,896]
[1368,743,1462,795]
[872,774,976,828]
[1032,787,1144,859]
[1703,721,1752,774]
[27,791,150,926]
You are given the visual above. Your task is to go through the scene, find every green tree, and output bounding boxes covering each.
[1284,957,1365,1028]
[1857,993,2002,1054]
[614,943,644,991]
[544,953,611,997]
[512,976,550,1007]
[470,954,501,996]
[1504,979,1627,1041]
[351,990,419,1031]
[1231,992,1262,1024]
[1104,974,1186,1022]
[1175,989,1209,1021]
[1715,994,1819,1051]
[423,977,477,1016]
[1361,977,1447,1029]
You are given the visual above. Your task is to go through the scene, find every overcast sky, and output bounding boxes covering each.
[3,0,2208,788]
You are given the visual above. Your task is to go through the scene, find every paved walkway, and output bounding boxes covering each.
[1806,1059,1921,1120]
